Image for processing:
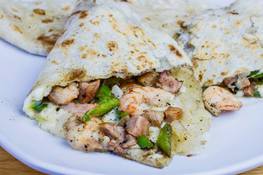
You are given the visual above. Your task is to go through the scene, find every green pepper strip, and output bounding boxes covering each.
[96,84,114,101]
[31,100,48,112]
[83,98,120,122]
[137,135,154,149]
[248,70,263,79]
[156,123,172,157]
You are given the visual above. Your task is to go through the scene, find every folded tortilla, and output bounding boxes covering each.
[180,0,263,97]
[119,0,221,38]
[23,1,211,168]
[0,0,81,55]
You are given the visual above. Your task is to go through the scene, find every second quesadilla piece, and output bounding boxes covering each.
[179,0,263,101]
[0,0,81,55]
[23,1,210,168]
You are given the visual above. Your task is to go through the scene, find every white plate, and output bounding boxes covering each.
[1,1,263,174]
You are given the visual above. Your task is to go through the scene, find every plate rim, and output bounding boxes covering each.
[1,132,263,175]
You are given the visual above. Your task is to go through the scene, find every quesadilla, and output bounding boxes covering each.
[179,0,263,99]
[0,0,81,55]
[23,1,211,168]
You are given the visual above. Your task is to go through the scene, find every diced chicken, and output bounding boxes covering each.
[120,82,142,93]
[223,76,238,91]
[121,135,137,149]
[48,83,79,105]
[120,92,144,115]
[100,123,125,143]
[223,75,251,91]
[243,86,253,96]
[120,86,175,116]
[143,110,164,126]
[137,72,159,86]
[108,140,126,155]
[157,71,182,94]
[164,107,183,123]
[203,86,242,116]
[63,103,96,117]
[64,116,105,152]
[126,116,150,137]
[243,84,255,97]
[79,80,100,103]
[237,77,250,89]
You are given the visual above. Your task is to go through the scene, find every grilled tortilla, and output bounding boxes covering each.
[180,0,263,97]
[23,1,211,168]
[0,0,81,55]
[119,0,221,38]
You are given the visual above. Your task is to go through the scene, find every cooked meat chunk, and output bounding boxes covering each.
[108,140,126,155]
[157,71,182,93]
[243,86,254,97]
[64,116,105,152]
[143,110,164,126]
[164,107,183,123]
[243,84,255,97]
[236,76,250,89]
[223,75,251,92]
[79,80,100,103]
[63,103,96,117]
[203,86,242,116]
[120,86,175,116]
[121,135,137,149]
[137,72,159,86]
[100,123,125,143]
[223,76,238,91]
[126,116,150,137]
[120,82,141,94]
[48,83,79,105]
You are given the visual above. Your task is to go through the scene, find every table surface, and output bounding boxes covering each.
[0,147,262,175]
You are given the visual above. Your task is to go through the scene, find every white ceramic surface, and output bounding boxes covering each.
[0,1,263,174]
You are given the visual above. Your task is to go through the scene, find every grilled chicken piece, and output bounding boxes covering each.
[79,80,100,103]
[137,72,159,86]
[100,123,125,143]
[164,107,183,123]
[108,140,126,155]
[223,76,238,91]
[126,116,150,137]
[63,103,96,117]
[157,71,182,94]
[203,86,242,116]
[120,82,142,94]
[48,83,79,105]
[223,75,251,92]
[64,116,105,152]
[236,76,250,89]
[121,135,137,149]
[120,86,175,116]
[143,110,164,126]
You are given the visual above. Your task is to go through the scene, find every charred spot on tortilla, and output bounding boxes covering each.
[37,34,61,50]
[61,39,75,48]
[168,44,182,57]
[65,69,86,82]
[33,9,46,16]
[228,11,239,15]
[107,41,119,52]
[13,15,22,21]
[12,25,23,34]
[42,18,54,24]
[79,11,89,19]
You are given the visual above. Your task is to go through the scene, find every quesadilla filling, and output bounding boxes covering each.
[30,70,183,162]
[222,70,263,98]
[202,70,263,116]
